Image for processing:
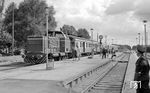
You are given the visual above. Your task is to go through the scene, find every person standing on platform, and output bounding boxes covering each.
[102,48,106,59]
[111,48,116,60]
[134,45,150,93]
[72,46,77,61]
[76,45,81,61]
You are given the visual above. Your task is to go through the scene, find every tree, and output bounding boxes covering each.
[61,25,77,36]
[0,0,5,14]
[0,30,12,49]
[3,0,57,47]
[77,28,90,39]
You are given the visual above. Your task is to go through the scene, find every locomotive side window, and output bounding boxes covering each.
[48,31,53,37]
[55,32,64,38]
[81,42,83,47]
[76,42,78,47]
[48,31,65,38]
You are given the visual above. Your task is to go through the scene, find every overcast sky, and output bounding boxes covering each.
[4,0,150,46]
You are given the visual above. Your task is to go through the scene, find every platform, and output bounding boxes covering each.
[1,52,144,93]
[0,55,111,93]
[122,51,150,93]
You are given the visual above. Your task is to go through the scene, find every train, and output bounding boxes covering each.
[23,30,112,64]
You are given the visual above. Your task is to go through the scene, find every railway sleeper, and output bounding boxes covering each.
[71,62,118,93]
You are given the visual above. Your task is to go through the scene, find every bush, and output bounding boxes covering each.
[147,47,150,53]
[14,50,21,55]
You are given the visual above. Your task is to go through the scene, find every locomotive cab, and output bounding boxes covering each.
[24,30,71,64]
[48,31,71,54]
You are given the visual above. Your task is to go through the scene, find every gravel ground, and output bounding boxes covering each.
[0,55,24,64]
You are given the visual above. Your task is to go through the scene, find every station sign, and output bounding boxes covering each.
[99,35,103,39]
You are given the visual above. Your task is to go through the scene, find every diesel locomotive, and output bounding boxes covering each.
[23,30,101,64]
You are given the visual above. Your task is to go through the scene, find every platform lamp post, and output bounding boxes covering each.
[99,35,103,56]
[138,33,140,45]
[136,37,138,45]
[112,39,114,45]
[91,28,94,58]
[105,35,107,45]
[143,20,147,57]
[45,7,51,70]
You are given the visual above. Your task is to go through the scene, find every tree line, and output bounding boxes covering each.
[60,25,90,39]
[0,0,90,50]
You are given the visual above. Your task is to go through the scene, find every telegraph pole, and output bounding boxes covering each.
[91,28,94,58]
[136,37,138,45]
[12,2,14,55]
[138,33,140,45]
[45,7,51,70]
[143,20,147,57]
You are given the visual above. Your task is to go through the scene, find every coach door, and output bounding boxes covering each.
[83,42,85,52]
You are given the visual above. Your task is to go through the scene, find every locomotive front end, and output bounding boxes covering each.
[24,36,46,64]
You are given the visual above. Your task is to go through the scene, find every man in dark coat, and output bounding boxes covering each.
[102,48,106,59]
[134,45,150,93]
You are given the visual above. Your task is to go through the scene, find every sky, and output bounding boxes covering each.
[3,0,150,46]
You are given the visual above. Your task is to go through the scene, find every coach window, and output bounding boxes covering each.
[80,42,82,47]
[90,43,92,47]
[78,42,80,47]
[76,42,78,47]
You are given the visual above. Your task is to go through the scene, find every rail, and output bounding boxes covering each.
[81,62,118,93]
[62,60,111,88]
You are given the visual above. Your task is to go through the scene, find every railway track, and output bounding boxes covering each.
[70,52,130,93]
[87,62,127,93]
[0,62,34,71]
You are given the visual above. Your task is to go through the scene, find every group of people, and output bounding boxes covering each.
[101,48,116,59]
[72,46,117,61]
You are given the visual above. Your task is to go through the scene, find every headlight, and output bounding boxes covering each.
[37,55,43,59]
[40,55,43,57]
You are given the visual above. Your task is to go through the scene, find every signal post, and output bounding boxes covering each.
[99,35,103,57]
